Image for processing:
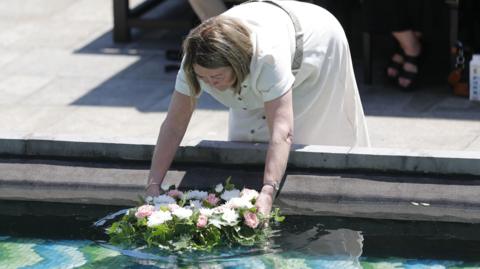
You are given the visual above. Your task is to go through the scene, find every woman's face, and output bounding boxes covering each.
[193,64,236,91]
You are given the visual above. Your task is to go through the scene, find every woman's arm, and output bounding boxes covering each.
[256,89,294,215]
[146,91,195,196]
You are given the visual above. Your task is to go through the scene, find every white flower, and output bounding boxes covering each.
[161,184,170,192]
[189,200,202,209]
[208,217,225,228]
[220,189,240,201]
[226,197,253,209]
[212,204,229,214]
[215,184,224,193]
[145,196,153,203]
[221,208,239,226]
[172,207,193,219]
[147,210,172,227]
[153,195,176,207]
[240,188,259,201]
[184,190,208,200]
[199,208,213,217]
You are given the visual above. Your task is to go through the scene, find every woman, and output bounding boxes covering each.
[146,0,369,215]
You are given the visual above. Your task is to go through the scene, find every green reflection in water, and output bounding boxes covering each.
[2,215,480,268]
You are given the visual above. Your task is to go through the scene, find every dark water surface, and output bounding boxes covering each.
[1,201,480,268]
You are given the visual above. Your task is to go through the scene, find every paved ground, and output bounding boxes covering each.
[1,0,480,152]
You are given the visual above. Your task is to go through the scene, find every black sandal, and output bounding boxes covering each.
[398,54,420,91]
[386,48,405,83]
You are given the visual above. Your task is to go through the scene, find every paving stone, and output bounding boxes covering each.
[0,105,75,135]
[0,0,76,20]
[0,0,479,166]
[69,78,173,112]
[0,75,53,104]
[18,77,113,106]
[1,49,140,78]
[35,106,161,143]
[367,116,480,151]
[119,55,180,81]
[184,110,229,143]
[50,0,113,23]
[360,84,415,116]
[0,21,107,50]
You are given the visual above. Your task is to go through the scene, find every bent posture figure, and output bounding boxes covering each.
[146,1,370,215]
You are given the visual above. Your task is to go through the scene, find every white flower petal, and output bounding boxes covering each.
[226,197,254,209]
[221,208,239,226]
[208,218,224,228]
[147,210,172,227]
[199,208,213,217]
[172,207,193,219]
[215,184,224,193]
[240,188,259,201]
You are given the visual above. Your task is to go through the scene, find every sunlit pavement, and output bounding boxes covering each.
[0,0,479,154]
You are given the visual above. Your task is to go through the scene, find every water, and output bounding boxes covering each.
[1,213,480,268]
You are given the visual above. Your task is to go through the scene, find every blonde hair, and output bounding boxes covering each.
[182,16,253,97]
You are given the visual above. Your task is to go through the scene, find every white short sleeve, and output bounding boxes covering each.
[255,54,295,102]
[251,30,295,102]
[174,67,193,96]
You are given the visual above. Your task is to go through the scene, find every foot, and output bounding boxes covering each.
[398,53,421,90]
[387,53,404,79]
[398,43,421,89]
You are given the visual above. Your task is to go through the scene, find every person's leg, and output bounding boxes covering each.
[392,30,422,88]
[386,46,404,79]
[188,0,227,21]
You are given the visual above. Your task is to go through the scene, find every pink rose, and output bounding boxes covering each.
[243,211,259,229]
[205,193,220,206]
[167,189,183,199]
[135,205,155,219]
[196,215,208,228]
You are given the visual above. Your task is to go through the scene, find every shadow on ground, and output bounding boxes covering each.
[70,0,480,120]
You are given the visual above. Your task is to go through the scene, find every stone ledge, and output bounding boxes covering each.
[1,137,480,176]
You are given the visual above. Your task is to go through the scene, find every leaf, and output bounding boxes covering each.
[105,177,285,251]
[144,224,173,247]
[271,208,285,223]
[224,176,235,191]
[172,235,192,251]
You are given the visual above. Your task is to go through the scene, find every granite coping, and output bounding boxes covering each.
[1,137,480,176]
[1,158,480,223]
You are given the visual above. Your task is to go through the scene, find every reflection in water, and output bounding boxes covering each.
[92,212,365,267]
[2,215,480,268]
[274,217,364,269]
[0,215,365,268]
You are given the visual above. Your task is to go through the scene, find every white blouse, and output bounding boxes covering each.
[175,1,370,147]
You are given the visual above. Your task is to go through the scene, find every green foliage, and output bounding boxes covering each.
[106,213,142,247]
[224,176,235,191]
[272,208,285,223]
[107,213,279,251]
[106,177,285,252]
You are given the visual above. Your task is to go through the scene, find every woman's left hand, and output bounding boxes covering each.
[256,185,274,217]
